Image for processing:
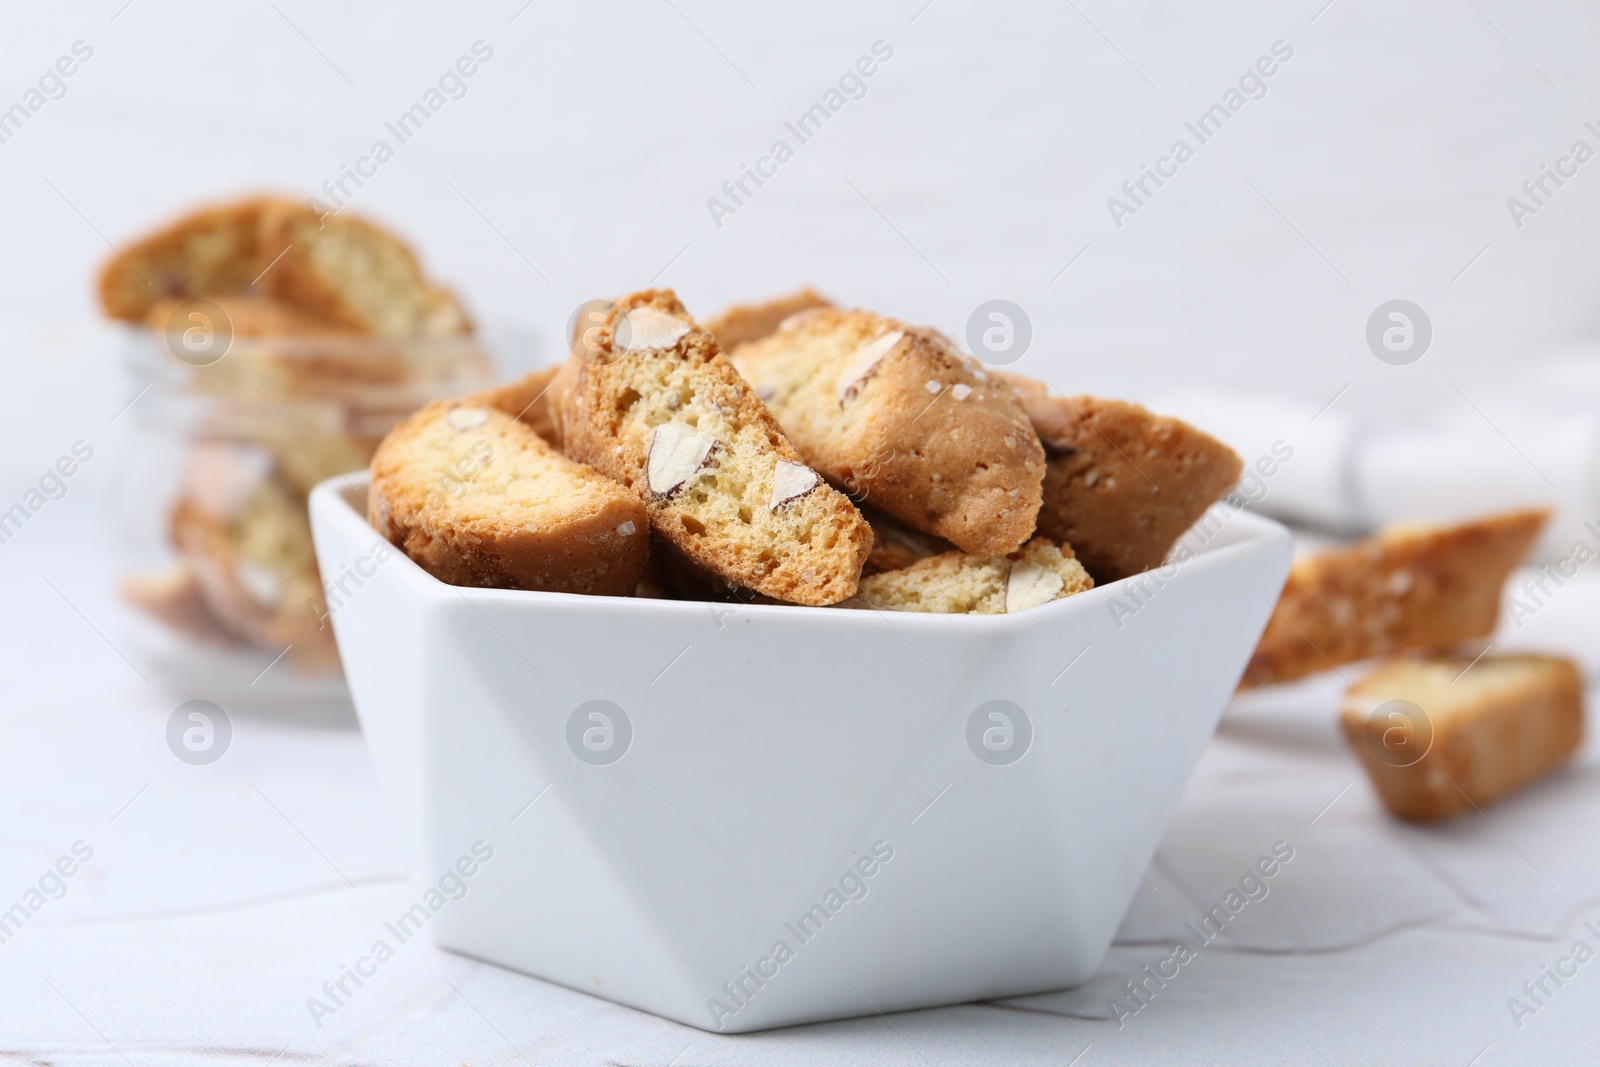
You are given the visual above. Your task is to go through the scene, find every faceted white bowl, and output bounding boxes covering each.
[310,472,1291,1033]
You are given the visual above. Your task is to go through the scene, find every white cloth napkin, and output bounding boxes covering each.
[1151,360,1600,565]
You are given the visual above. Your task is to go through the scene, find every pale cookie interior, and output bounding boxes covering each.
[556,291,872,606]
[855,538,1093,614]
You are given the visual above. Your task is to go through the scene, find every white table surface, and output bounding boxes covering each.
[3,510,1597,1065]
[5,0,1600,1061]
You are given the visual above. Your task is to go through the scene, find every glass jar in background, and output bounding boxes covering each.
[113,311,499,702]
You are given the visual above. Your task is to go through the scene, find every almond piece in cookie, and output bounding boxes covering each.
[1001,374,1245,583]
[369,400,647,595]
[556,290,873,606]
[256,202,472,339]
[703,288,833,352]
[855,538,1093,614]
[729,308,1046,555]
[1242,508,1549,688]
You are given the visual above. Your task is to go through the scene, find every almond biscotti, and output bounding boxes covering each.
[257,202,472,339]
[98,196,277,323]
[856,538,1093,614]
[370,400,647,596]
[169,441,338,669]
[704,288,832,352]
[1242,508,1549,688]
[729,308,1045,556]
[555,290,873,606]
[1341,654,1583,821]
[1000,375,1244,583]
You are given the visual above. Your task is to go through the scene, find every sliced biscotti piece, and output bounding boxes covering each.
[1000,374,1244,583]
[855,538,1093,614]
[1242,509,1549,688]
[169,442,338,669]
[257,202,472,339]
[369,400,646,595]
[464,365,563,447]
[730,308,1045,555]
[1341,655,1583,821]
[556,290,873,606]
[99,196,278,322]
[704,288,833,352]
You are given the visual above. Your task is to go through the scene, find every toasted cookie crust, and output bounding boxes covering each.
[257,202,472,339]
[99,196,278,323]
[1341,654,1583,821]
[1001,375,1244,583]
[730,308,1045,555]
[1243,508,1549,688]
[555,290,873,606]
[369,400,647,596]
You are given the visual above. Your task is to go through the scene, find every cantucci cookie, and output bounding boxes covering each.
[1001,374,1244,583]
[98,196,277,322]
[704,287,832,352]
[169,441,338,669]
[855,538,1093,614]
[555,289,873,607]
[257,202,472,339]
[729,307,1045,555]
[1341,654,1583,821]
[369,400,647,596]
[1242,509,1549,688]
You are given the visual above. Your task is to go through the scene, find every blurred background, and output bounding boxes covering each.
[8,1,1600,423]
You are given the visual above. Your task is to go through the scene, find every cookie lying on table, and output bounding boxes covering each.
[1242,508,1549,688]
[854,538,1093,614]
[369,400,647,596]
[728,307,1045,556]
[1341,654,1583,821]
[999,375,1244,584]
[555,289,873,607]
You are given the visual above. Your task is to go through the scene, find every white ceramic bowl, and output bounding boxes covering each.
[310,472,1291,1033]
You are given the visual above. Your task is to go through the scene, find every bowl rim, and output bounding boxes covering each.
[311,471,1289,633]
